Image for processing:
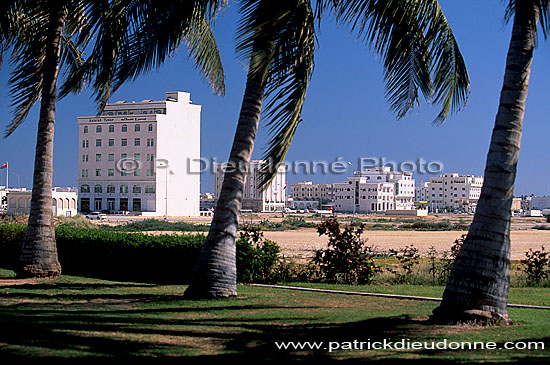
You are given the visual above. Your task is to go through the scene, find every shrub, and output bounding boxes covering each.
[106,219,209,232]
[311,217,377,285]
[521,246,550,286]
[236,225,281,283]
[0,223,281,284]
[386,245,420,284]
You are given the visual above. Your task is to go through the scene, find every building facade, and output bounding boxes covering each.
[290,181,334,203]
[7,188,78,216]
[428,173,483,212]
[414,181,431,209]
[333,167,415,213]
[214,160,286,212]
[78,91,200,216]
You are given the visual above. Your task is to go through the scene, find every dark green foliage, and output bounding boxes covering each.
[0,223,280,284]
[103,219,210,232]
[399,220,469,231]
[255,217,315,230]
[236,225,281,283]
[311,217,377,285]
[521,246,550,286]
[532,225,550,230]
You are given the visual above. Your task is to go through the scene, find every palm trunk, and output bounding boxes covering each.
[185,57,269,298]
[432,2,538,324]
[16,6,66,279]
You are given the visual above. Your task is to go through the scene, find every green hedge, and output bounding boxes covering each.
[0,224,279,284]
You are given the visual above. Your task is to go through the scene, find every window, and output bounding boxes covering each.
[147,154,154,161]
[82,140,89,148]
[108,168,114,176]
[121,153,127,160]
[146,169,154,176]
[83,126,88,133]
[145,185,155,193]
[96,139,102,147]
[96,154,101,162]
[94,184,102,193]
[148,124,153,132]
[108,139,114,147]
[120,185,128,193]
[134,153,140,161]
[121,138,127,147]
[96,125,102,133]
[134,138,140,146]
[96,169,101,177]
[82,169,88,177]
[106,185,115,193]
[81,185,90,193]
[147,138,154,147]
[108,125,114,133]
[135,124,140,132]
[133,185,142,193]
[133,169,140,177]
[82,154,88,162]
[121,124,127,132]
[108,154,114,162]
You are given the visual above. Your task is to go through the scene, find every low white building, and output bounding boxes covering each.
[333,167,415,213]
[214,160,286,212]
[531,196,550,210]
[7,188,78,216]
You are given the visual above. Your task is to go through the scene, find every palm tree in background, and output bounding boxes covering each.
[185,0,470,299]
[0,0,225,279]
[432,0,550,324]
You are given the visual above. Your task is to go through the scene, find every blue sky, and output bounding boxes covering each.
[0,0,549,196]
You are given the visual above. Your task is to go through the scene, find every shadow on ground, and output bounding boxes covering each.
[0,280,548,363]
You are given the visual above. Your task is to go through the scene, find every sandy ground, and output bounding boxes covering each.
[261,229,550,261]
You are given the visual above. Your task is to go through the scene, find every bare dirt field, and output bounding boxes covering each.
[261,229,550,261]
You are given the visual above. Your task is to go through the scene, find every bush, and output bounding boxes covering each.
[105,219,210,232]
[521,246,550,286]
[386,245,420,284]
[311,217,377,285]
[0,223,281,284]
[236,225,281,283]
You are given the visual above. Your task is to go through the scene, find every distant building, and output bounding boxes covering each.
[7,188,78,216]
[333,167,415,213]
[77,91,201,216]
[214,160,286,212]
[531,196,550,210]
[414,182,431,210]
[290,181,334,203]
[428,173,483,212]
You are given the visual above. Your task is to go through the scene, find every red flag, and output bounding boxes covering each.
[283,182,287,190]
[0,162,6,169]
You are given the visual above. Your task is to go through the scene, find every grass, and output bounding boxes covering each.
[0,268,548,361]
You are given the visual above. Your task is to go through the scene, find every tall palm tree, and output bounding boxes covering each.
[185,0,470,299]
[1,0,225,278]
[432,0,549,324]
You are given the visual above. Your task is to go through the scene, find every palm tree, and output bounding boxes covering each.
[184,0,470,299]
[432,1,549,325]
[1,0,225,278]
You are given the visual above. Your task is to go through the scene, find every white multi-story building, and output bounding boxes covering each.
[214,160,286,212]
[333,167,415,213]
[291,181,334,203]
[78,91,201,216]
[414,181,431,209]
[428,173,483,212]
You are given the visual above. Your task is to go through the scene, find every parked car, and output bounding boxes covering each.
[85,211,106,220]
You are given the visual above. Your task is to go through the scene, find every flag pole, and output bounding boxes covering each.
[5,162,7,190]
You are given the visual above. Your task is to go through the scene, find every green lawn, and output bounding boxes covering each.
[0,268,548,361]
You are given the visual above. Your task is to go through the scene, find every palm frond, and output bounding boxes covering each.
[237,0,316,189]
[332,0,470,123]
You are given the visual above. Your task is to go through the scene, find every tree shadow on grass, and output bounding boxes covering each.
[0,282,548,363]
